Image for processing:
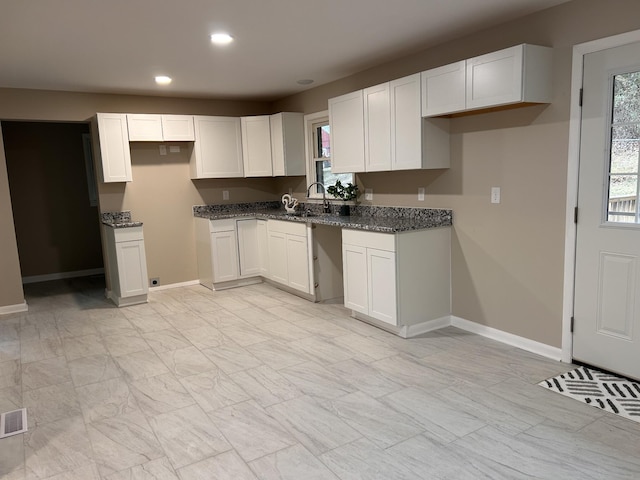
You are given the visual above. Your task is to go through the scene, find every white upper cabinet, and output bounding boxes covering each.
[421,61,466,117]
[241,116,273,177]
[191,116,244,179]
[390,73,423,171]
[421,44,553,117]
[92,113,132,183]
[351,74,449,172]
[271,112,305,177]
[329,90,365,173]
[363,83,391,172]
[161,115,195,141]
[127,114,163,141]
[127,114,195,141]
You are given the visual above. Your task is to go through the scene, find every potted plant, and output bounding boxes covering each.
[327,180,359,216]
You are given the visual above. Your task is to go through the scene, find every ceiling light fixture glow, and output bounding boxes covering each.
[210,33,234,45]
[155,75,172,85]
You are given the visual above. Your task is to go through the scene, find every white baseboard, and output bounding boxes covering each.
[0,301,28,316]
[400,316,452,339]
[149,280,200,292]
[22,268,105,284]
[450,315,563,361]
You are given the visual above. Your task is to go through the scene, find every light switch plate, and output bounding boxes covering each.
[169,145,180,153]
[223,190,230,200]
[159,145,167,156]
[418,187,425,201]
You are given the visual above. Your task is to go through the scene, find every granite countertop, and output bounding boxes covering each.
[193,202,452,233]
[101,211,143,229]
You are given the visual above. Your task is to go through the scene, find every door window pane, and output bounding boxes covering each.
[607,71,640,223]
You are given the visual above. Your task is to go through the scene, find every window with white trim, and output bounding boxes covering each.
[305,111,353,198]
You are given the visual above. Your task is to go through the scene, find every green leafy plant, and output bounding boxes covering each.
[326,181,359,201]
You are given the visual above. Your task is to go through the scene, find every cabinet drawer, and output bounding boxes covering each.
[109,226,144,243]
[268,219,307,236]
[342,229,395,251]
[209,218,237,233]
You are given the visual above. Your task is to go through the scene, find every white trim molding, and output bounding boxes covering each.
[0,301,28,316]
[22,268,105,285]
[451,316,563,362]
[149,279,201,292]
[563,29,640,364]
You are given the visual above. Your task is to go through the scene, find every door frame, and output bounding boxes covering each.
[563,29,640,363]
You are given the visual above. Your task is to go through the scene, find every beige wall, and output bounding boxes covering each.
[274,0,640,348]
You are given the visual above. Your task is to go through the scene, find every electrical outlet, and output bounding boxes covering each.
[365,189,373,201]
[150,277,160,287]
[418,187,425,201]
[491,187,501,204]
[169,145,180,153]
[223,190,230,200]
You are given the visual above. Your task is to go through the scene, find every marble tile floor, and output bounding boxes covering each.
[1,276,639,479]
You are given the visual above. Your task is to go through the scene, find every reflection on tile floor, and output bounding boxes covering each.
[1,276,640,479]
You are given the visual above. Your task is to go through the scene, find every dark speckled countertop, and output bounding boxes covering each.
[101,211,143,229]
[193,201,452,233]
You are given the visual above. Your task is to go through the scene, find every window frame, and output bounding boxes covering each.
[303,110,353,200]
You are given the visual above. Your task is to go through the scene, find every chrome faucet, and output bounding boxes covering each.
[306,182,331,214]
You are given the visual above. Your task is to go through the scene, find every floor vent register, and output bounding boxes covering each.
[0,408,28,439]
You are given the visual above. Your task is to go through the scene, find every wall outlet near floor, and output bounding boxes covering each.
[150,277,160,287]
[418,187,425,201]
[365,189,373,201]
[223,190,229,200]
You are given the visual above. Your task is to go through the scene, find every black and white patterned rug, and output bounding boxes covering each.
[539,366,640,423]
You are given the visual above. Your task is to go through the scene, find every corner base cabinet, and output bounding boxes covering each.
[104,226,149,307]
[342,227,451,334]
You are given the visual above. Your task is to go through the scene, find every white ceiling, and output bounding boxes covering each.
[0,0,570,101]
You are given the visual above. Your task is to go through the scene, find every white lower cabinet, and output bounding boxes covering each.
[267,220,312,295]
[342,227,450,333]
[257,220,269,276]
[104,226,148,306]
[195,217,262,290]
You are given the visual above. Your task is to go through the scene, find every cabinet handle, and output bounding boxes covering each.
[313,255,318,261]
[314,283,319,289]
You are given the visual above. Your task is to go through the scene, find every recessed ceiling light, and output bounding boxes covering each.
[210,33,234,45]
[155,75,172,85]
[297,79,314,85]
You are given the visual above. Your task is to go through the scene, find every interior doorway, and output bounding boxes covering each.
[1,121,104,287]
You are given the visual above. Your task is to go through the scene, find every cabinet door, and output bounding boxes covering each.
[466,45,523,110]
[390,73,422,171]
[241,116,273,177]
[267,231,288,284]
[211,230,239,283]
[271,113,305,177]
[329,90,365,173]
[162,115,195,141]
[367,248,397,325]
[421,61,466,116]
[115,240,149,297]
[127,114,163,141]
[342,243,368,315]
[257,220,269,276]
[95,113,132,182]
[363,83,391,172]
[286,234,310,294]
[237,219,260,277]
[192,116,244,178]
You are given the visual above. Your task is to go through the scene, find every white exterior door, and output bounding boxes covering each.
[574,41,640,379]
